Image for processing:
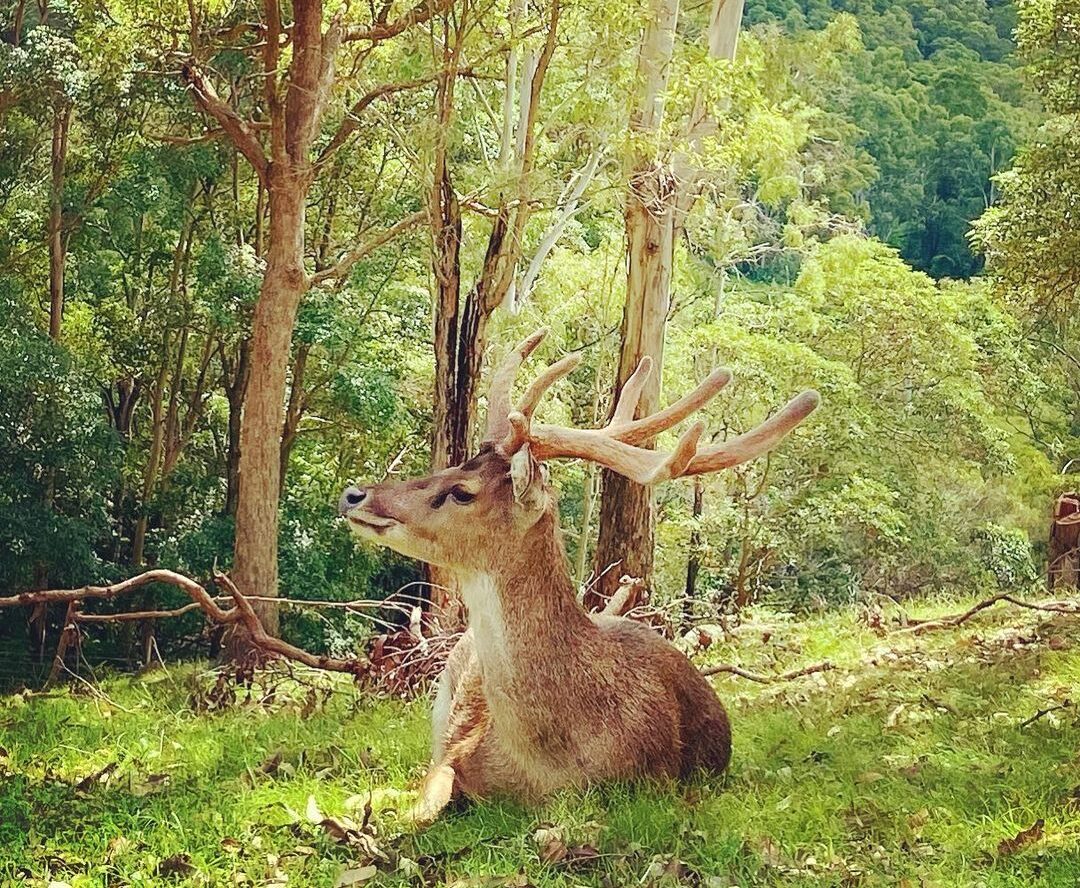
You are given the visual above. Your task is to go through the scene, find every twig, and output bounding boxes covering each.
[1019,699,1072,729]
[700,660,834,683]
[898,593,1079,634]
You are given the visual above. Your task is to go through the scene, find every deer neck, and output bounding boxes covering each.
[456,508,596,696]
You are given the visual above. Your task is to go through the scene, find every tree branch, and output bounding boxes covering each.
[0,569,367,676]
[343,0,451,42]
[700,660,835,683]
[310,207,428,286]
[898,593,1080,634]
[181,61,268,183]
[317,74,440,166]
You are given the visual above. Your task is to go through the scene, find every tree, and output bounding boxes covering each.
[167,0,437,642]
[592,0,746,607]
[972,0,1080,470]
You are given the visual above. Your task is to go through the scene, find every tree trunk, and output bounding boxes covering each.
[682,476,704,628]
[280,342,310,494]
[590,163,678,609]
[232,172,308,640]
[591,0,742,610]
[224,338,251,517]
[1049,493,1080,591]
[48,100,71,340]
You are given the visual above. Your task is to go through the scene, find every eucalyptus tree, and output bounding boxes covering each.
[115,0,449,641]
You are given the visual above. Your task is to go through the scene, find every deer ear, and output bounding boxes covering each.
[509,445,546,510]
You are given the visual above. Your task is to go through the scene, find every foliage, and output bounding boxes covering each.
[972,0,1080,476]
[0,0,1069,660]
[745,0,1037,279]
[0,288,121,592]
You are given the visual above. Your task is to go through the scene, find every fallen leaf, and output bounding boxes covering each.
[158,853,195,876]
[75,762,117,792]
[106,835,133,859]
[886,703,907,728]
[132,773,171,797]
[533,824,567,863]
[757,837,783,868]
[538,838,567,864]
[997,819,1045,856]
[564,844,601,867]
[305,795,324,824]
[336,864,378,886]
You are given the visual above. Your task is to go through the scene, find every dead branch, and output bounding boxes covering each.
[310,208,428,286]
[343,0,451,42]
[1019,699,1072,729]
[700,660,834,683]
[74,603,205,623]
[898,593,1080,634]
[212,572,365,675]
[3,569,367,678]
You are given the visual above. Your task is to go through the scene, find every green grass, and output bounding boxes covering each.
[2,593,1079,887]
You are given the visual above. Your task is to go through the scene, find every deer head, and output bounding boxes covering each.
[340,329,819,572]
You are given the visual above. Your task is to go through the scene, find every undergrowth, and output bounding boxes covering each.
[1,592,1078,887]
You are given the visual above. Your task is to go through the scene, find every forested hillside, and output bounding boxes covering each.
[746,0,1035,277]
[0,0,1075,662]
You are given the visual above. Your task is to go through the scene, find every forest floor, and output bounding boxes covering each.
[2,591,1079,888]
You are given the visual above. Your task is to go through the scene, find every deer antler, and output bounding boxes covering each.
[486,329,820,485]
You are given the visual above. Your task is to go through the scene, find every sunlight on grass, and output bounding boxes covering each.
[2,597,1078,887]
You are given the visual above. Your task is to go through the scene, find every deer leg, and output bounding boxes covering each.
[410,761,457,825]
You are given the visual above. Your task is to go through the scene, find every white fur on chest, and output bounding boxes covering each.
[457,572,510,677]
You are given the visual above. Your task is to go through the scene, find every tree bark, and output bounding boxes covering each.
[591,0,742,609]
[232,170,309,638]
[223,338,251,517]
[590,163,679,609]
[1049,493,1080,591]
[48,100,71,340]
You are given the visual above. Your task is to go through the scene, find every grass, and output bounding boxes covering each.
[1,592,1079,887]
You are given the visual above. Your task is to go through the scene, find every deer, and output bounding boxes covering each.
[339,329,819,822]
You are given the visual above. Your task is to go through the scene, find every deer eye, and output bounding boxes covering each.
[449,486,476,505]
[432,485,476,509]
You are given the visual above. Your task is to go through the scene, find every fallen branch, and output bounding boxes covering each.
[1019,699,1072,729]
[898,593,1079,634]
[700,660,834,683]
[2,569,368,678]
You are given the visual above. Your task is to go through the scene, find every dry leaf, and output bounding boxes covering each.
[158,852,195,876]
[886,703,907,728]
[564,844,601,867]
[538,839,568,863]
[106,835,133,859]
[75,762,117,793]
[997,819,1044,856]
[335,864,378,886]
[758,836,784,868]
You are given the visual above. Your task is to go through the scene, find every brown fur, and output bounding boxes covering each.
[344,448,731,820]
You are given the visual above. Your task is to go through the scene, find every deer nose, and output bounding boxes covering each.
[338,486,368,515]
